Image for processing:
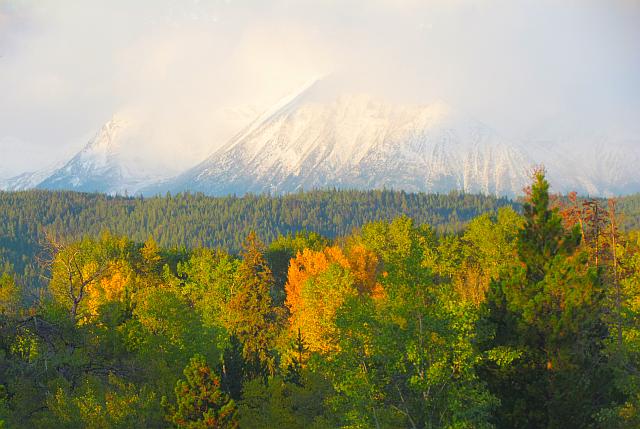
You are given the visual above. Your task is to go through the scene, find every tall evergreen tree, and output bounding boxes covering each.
[169,354,239,429]
[220,335,244,401]
[481,170,613,428]
[227,232,278,379]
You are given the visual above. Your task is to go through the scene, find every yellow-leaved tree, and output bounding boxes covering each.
[285,245,381,354]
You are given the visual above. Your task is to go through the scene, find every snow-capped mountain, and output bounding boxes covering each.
[3,79,639,198]
[0,162,63,192]
[1,105,263,195]
[151,80,535,197]
[36,117,155,194]
[1,115,171,195]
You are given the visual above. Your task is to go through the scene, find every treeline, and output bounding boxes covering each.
[2,189,639,293]
[0,189,515,290]
[0,173,639,428]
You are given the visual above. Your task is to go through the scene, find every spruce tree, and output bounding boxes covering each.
[284,328,308,386]
[220,335,244,401]
[481,170,613,428]
[227,232,278,379]
[169,354,239,428]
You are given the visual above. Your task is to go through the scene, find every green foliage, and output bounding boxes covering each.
[518,171,581,283]
[47,375,162,429]
[619,193,640,231]
[481,171,615,428]
[125,285,222,398]
[239,372,334,429]
[227,233,279,378]
[597,230,640,427]
[168,354,238,429]
[0,271,20,316]
[0,183,638,428]
[175,248,239,330]
[337,218,496,429]
[429,207,524,305]
[0,189,516,291]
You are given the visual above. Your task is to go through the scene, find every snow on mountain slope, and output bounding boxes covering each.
[582,140,640,195]
[4,78,637,198]
[0,115,168,195]
[522,139,640,197]
[2,102,263,195]
[155,80,535,197]
[0,162,63,191]
[34,116,157,194]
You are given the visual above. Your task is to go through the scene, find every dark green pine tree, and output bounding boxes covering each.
[169,354,239,429]
[220,335,245,401]
[481,170,614,429]
[284,328,308,387]
[228,232,278,379]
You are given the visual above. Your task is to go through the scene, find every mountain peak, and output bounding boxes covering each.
[83,115,133,154]
[22,115,154,195]
[3,87,639,197]
[155,91,533,197]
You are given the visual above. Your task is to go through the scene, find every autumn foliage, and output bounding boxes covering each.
[285,244,382,353]
[1,179,640,428]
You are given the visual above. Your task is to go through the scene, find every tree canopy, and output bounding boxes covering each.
[0,182,639,428]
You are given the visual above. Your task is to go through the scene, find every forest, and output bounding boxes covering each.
[0,173,639,428]
[0,189,516,291]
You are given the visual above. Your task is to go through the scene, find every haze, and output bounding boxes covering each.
[1,0,639,177]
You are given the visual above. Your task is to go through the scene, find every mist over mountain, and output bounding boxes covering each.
[1,116,168,195]
[151,79,533,196]
[2,1,639,183]
[3,76,638,198]
[36,118,158,194]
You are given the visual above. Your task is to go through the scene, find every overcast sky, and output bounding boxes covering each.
[1,0,639,177]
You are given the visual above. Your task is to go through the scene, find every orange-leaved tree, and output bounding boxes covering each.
[284,244,381,353]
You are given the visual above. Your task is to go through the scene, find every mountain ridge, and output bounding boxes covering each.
[149,83,537,197]
[2,80,639,197]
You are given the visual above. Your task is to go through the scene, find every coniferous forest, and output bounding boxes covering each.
[0,189,515,291]
[1,174,640,428]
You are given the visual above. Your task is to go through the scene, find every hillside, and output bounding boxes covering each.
[3,189,639,291]
[620,193,640,230]
[0,189,514,288]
